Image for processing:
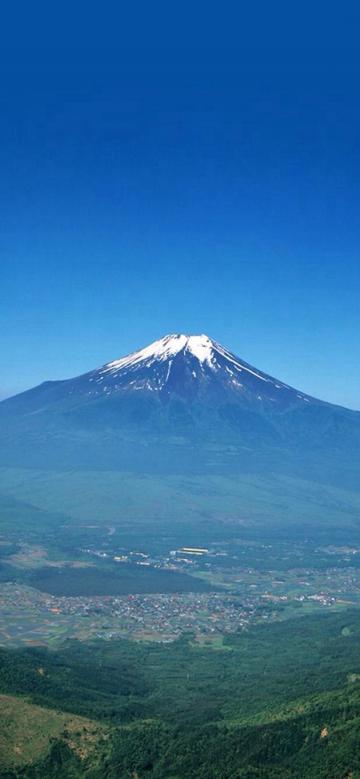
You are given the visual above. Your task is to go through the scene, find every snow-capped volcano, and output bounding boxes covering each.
[0,333,314,412]
[0,334,359,540]
[0,332,359,487]
[82,333,311,407]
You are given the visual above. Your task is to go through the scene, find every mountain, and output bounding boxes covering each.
[0,333,359,539]
[0,333,359,474]
[1,333,315,410]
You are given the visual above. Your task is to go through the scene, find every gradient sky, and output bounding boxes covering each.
[1,11,360,409]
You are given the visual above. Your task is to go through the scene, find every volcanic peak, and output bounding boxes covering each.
[103,334,216,374]
[91,332,305,400]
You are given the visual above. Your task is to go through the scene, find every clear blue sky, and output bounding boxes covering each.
[1,8,359,408]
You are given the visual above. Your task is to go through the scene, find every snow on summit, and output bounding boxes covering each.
[80,333,312,406]
[104,334,216,373]
[0,331,316,411]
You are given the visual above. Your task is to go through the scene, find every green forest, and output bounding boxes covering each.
[1,609,360,777]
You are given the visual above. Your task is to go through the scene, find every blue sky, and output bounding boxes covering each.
[1,15,360,408]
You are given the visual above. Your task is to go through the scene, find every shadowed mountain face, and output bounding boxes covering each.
[0,334,359,489]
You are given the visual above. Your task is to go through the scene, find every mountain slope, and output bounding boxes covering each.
[0,333,316,411]
[0,694,107,772]
[0,334,359,541]
[0,334,359,484]
[2,610,360,778]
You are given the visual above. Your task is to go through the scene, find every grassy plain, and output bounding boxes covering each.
[1,467,360,543]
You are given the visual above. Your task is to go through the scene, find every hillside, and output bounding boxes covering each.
[1,610,360,777]
[0,695,107,774]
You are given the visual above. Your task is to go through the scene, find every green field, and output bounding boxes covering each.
[0,694,107,770]
[1,467,360,545]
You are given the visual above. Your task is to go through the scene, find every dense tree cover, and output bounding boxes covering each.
[1,610,360,776]
[28,562,212,597]
[2,611,360,725]
[3,701,360,778]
